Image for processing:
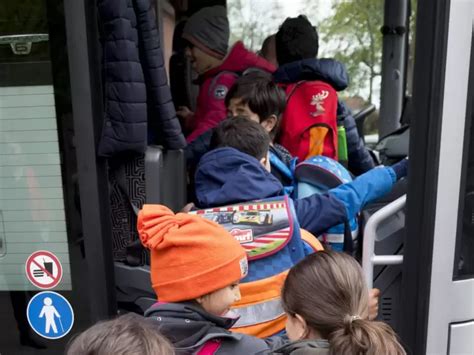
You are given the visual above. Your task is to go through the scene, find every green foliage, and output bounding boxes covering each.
[316,0,384,103]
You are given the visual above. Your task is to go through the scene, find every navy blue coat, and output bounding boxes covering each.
[274,58,375,175]
[195,148,395,236]
[97,0,185,157]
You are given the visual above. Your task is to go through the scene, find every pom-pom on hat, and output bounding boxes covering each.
[138,205,248,302]
[182,6,230,59]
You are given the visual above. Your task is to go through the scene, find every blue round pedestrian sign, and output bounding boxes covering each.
[26,291,74,339]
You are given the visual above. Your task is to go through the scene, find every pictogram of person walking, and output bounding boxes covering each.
[38,297,62,334]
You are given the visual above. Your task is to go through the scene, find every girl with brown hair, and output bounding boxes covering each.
[273,251,406,355]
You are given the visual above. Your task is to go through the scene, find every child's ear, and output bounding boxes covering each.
[261,115,278,133]
[294,313,310,340]
[260,153,271,172]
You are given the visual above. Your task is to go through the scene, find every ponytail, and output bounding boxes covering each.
[282,251,406,355]
[328,317,405,355]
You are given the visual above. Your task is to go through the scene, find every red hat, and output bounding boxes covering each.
[138,205,248,302]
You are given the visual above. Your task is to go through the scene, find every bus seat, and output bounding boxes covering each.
[145,147,187,211]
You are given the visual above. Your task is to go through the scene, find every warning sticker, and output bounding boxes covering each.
[25,251,63,290]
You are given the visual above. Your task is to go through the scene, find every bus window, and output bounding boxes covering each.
[0,4,72,292]
[453,31,474,280]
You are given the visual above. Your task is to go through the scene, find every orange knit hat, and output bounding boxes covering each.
[137,205,248,302]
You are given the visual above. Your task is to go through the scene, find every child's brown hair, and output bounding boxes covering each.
[282,251,406,355]
[66,313,174,355]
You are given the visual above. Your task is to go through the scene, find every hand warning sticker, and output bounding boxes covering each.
[25,251,63,290]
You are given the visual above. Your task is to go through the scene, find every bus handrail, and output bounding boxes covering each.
[362,194,406,289]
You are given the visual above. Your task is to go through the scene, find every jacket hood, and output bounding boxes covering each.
[195,147,284,208]
[273,58,349,91]
[145,302,241,351]
[202,41,276,80]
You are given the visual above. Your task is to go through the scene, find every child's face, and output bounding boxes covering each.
[197,282,241,316]
[185,45,219,75]
[227,98,261,123]
[227,99,277,137]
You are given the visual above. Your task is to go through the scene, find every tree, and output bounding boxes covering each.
[228,0,286,52]
[313,0,384,103]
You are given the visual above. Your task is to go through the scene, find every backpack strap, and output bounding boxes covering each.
[285,80,307,101]
[197,339,222,355]
[269,151,294,181]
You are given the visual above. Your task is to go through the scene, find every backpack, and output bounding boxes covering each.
[269,153,359,253]
[279,80,339,162]
[190,196,323,338]
[293,155,359,253]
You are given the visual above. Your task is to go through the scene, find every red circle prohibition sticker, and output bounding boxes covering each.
[25,251,63,289]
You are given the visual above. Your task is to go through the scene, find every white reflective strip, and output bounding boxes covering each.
[233,298,285,327]
[322,229,358,243]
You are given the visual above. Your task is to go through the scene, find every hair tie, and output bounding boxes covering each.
[350,315,361,323]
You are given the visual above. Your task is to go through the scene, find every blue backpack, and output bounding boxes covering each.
[270,152,359,252]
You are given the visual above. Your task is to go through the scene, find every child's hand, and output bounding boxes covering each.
[180,202,194,213]
[177,106,194,119]
[177,106,195,131]
[368,288,380,320]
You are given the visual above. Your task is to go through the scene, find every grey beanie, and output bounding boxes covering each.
[182,6,229,59]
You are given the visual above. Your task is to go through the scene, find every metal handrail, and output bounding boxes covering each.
[362,195,406,288]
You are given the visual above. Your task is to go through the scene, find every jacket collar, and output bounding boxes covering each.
[145,302,243,350]
[273,58,348,92]
[273,339,330,354]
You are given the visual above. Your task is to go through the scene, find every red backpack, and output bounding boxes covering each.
[279,80,339,162]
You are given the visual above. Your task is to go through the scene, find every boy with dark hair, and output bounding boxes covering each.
[210,113,271,164]
[225,72,285,140]
[274,15,375,175]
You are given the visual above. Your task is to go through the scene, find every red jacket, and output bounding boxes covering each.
[186,42,276,143]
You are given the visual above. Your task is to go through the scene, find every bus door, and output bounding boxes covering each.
[401,0,474,354]
[0,1,116,353]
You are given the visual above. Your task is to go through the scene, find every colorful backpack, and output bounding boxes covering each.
[293,155,359,252]
[279,80,339,162]
[190,196,323,338]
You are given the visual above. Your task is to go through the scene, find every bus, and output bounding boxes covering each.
[0,0,472,354]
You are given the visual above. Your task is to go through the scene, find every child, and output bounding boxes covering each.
[272,250,406,354]
[65,313,174,355]
[177,6,275,142]
[138,205,285,353]
[274,15,375,175]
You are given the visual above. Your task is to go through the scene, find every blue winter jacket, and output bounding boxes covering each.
[195,148,396,236]
[274,58,376,175]
[97,0,186,157]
